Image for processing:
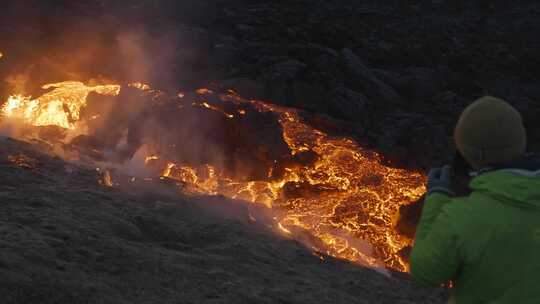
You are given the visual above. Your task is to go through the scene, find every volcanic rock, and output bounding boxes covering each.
[373,112,452,168]
[220,77,265,99]
[77,87,296,180]
[339,48,403,111]
[326,86,370,124]
[396,67,447,104]
[260,59,307,106]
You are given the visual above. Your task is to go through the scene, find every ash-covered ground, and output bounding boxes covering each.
[0,0,539,303]
[0,138,445,303]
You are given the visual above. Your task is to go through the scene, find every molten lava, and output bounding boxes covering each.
[7,154,39,169]
[1,81,120,129]
[161,93,426,271]
[0,80,426,272]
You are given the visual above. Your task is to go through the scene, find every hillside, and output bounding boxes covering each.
[0,138,445,303]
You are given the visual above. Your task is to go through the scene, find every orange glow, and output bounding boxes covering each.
[129,82,151,91]
[160,92,426,271]
[1,81,120,129]
[197,101,235,119]
[98,169,114,187]
[7,154,38,169]
[145,155,159,164]
[196,88,213,95]
[2,79,425,272]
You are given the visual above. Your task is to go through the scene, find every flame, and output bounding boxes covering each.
[1,81,120,129]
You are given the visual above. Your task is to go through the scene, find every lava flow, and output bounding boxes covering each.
[1,80,426,272]
[160,91,426,271]
[1,81,120,129]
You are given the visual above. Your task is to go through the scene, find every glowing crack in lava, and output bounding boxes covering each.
[1,81,426,272]
[160,93,427,271]
[1,81,120,129]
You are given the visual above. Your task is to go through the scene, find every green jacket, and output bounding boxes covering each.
[410,169,540,303]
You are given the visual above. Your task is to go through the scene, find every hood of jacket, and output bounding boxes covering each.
[470,168,540,211]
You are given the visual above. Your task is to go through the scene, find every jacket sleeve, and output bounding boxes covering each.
[410,193,461,286]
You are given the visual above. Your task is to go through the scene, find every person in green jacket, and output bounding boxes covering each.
[410,96,540,303]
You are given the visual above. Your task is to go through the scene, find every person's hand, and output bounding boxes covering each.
[427,165,455,196]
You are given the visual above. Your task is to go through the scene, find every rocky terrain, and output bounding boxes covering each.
[0,0,539,303]
[207,0,540,168]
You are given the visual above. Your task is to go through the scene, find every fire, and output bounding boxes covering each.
[1,81,120,129]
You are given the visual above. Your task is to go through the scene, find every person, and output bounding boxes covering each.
[410,96,540,303]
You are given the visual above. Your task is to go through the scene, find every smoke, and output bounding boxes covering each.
[116,32,152,83]
[2,3,277,247]
[5,73,30,95]
[0,115,41,141]
[0,119,21,139]
[121,145,155,178]
[330,231,391,277]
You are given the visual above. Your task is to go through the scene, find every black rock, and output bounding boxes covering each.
[340,48,403,111]
[326,86,371,125]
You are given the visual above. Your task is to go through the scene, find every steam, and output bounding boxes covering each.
[122,145,155,178]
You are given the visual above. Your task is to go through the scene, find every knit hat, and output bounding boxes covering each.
[454,96,527,169]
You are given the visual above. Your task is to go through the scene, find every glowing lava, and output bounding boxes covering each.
[7,154,39,169]
[1,81,120,129]
[1,80,426,272]
[160,91,426,271]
